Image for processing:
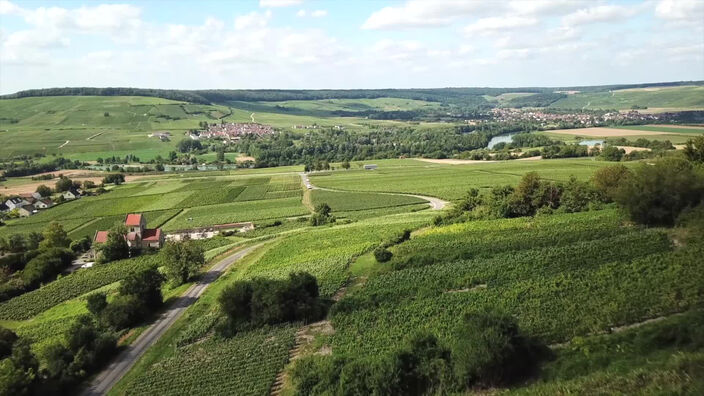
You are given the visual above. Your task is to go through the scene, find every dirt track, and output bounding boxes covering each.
[81,245,259,396]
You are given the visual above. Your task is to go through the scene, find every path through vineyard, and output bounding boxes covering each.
[82,245,260,396]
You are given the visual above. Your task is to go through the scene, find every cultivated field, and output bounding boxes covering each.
[549,85,704,110]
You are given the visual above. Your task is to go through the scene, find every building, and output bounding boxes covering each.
[93,213,165,250]
[63,187,83,200]
[5,197,30,210]
[33,199,53,210]
[0,203,8,212]
[18,205,36,217]
[31,192,44,200]
[363,164,378,170]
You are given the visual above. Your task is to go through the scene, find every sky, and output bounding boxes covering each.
[0,0,702,94]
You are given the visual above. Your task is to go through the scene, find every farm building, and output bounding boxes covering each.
[94,213,165,250]
[364,164,378,170]
[5,197,30,210]
[33,199,53,209]
[18,205,36,217]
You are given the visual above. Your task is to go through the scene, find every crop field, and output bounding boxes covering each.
[1,174,307,236]
[327,210,704,360]
[311,189,427,212]
[310,158,632,200]
[549,85,704,110]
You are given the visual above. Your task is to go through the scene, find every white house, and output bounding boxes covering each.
[18,205,36,217]
[33,199,53,210]
[63,187,83,200]
[5,197,29,210]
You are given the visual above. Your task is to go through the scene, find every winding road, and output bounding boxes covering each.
[82,245,259,396]
[300,172,449,210]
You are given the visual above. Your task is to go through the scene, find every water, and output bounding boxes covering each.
[578,139,604,146]
[487,133,517,149]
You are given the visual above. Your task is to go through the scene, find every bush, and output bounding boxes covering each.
[100,294,148,330]
[0,327,18,359]
[613,158,704,226]
[591,164,632,202]
[162,241,205,285]
[21,248,74,287]
[219,272,325,331]
[86,293,108,316]
[452,310,549,387]
[118,267,165,311]
[373,247,393,263]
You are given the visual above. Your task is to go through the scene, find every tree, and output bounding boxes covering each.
[162,241,205,285]
[600,145,625,161]
[69,236,92,254]
[309,203,334,226]
[591,164,632,202]
[452,310,547,387]
[613,158,704,226]
[341,160,350,170]
[83,180,96,190]
[39,222,70,250]
[683,136,704,163]
[21,248,74,287]
[118,267,165,311]
[216,147,225,162]
[86,293,108,316]
[98,224,129,263]
[0,327,18,359]
[102,173,125,185]
[100,294,147,330]
[373,247,393,263]
[35,185,51,198]
[54,177,73,192]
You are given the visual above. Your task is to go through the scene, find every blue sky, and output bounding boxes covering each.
[0,0,702,94]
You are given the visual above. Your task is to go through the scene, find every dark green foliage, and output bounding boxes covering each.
[560,177,598,213]
[102,173,125,185]
[452,310,549,387]
[0,327,18,359]
[310,203,334,226]
[35,185,51,198]
[591,164,632,202]
[508,92,567,108]
[373,247,392,263]
[219,272,325,331]
[54,177,73,192]
[86,292,107,316]
[600,145,626,161]
[177,139,203,153]
[100,294,148,330]
[39,222,70,249]
[69,236,92,254]
[684,136,704,163]
[118,267,165,312]
[510,133,559,147]
[21,248,74,287]
[162,241,205,285]
[290,333,456,395]
[98,224,129,263]
[541,144,591,159]
[613,158,704,226]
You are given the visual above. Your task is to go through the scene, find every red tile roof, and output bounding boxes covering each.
[94,231,109,244]
[125,214,143,226]
[142,228,161,241]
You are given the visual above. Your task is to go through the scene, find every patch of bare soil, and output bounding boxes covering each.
[616,146,651,154]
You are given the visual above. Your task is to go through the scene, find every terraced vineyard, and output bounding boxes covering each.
[327,210,704,360]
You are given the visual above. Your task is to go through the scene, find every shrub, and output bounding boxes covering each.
[100,294,148,330]
[118,267,165,312]
[613,158,704,226]
[373,247,393,263]
[452,310,548,387]
[21,248,74,287]
[591,164,632,202]
[86,293,108,316]
[0,327,18,359]
[162,241,205,285]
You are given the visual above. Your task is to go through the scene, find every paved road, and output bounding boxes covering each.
[82,245,259,396]
[300,172,449,210]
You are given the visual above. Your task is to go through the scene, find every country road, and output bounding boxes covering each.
[300,172,449,210]
[82,245,259,396]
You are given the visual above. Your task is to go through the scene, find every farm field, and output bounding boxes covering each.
[309,158,635,200]
[549,85,704,110]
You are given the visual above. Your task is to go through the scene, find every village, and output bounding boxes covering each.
[0,186,83,218]
[487,107,662,127]
[197,122,275,140]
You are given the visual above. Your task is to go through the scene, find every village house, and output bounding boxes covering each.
[63,187,83,200]
[0,203,8,212]
[31,192,44,200]
[18,205,36,217]
[33,199,53,210]
[94,213,165,250]
[5,197,30,210]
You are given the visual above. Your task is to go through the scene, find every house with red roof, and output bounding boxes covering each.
[93,213,165,250]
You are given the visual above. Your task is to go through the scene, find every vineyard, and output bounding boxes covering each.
[327,209,704,362]
[124,325,296,396]
[310,189,427,212]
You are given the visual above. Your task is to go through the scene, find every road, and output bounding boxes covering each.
[300,172,449,210]
[82,245,259,396]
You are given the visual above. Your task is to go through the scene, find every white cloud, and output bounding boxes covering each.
[362,0,496,30]
[311,10,327,18]
[464,16,538,35]
[655,0,704,23]
[0,0,22,15]
[508,0,590,16]
[562,5,639,26]
[234,10,271,30]
[259,0,303,8]
[296,9,306,17]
